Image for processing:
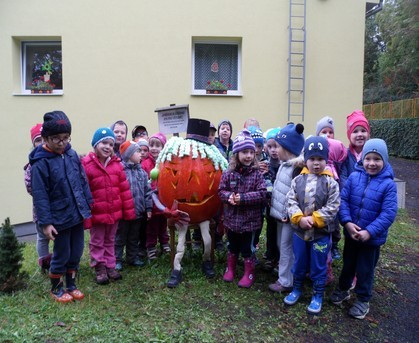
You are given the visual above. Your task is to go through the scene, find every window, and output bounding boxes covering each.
[22,41,62,94]
[192,39,241,95]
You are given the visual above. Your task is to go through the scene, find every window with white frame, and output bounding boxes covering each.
[192,39,241,95]
[22,41,62,94]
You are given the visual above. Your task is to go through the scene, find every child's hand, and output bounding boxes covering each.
[147,211,152,220]
[228,193,236,205]
[356,229,371,242]
[228,193,240,205]
[344,222,362,240]
[299,216,313,229]
[259,161,269,174]
[43,224,57,241]
[233,193,241,205]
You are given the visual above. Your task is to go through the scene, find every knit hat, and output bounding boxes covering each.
[41,111,72,137]
[232,129,256,154]
[218,119,233,136]
[264,127,281,141]
[362,138,389,166]
[149,132,167,146]
[91,127,115,148]
[30,123,43,144]
[131,125,148,139]
[186,118,210,144]
[209,122,217,132]
[248,126,264,146]
[346,110,370,140]
[136,138,149,149]
[304,136,329,162]
[274,123,304,157]
[120,140,140,162]
[316,116,334,136]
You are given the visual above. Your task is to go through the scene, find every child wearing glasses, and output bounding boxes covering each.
[29,111,93,303]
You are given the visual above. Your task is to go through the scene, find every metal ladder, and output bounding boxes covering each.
[287,0,306,122]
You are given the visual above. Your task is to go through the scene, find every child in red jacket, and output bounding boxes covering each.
[82,127,136,284]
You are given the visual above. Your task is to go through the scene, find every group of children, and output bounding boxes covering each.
[26,110,398,321]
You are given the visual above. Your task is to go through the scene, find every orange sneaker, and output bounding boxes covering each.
[68,288,84,301]
[51,290,73,303]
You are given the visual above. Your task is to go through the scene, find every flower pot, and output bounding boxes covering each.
[31,89,53,94]
[206,90,227,95]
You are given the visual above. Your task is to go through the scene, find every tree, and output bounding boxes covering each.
[0,218,27,293]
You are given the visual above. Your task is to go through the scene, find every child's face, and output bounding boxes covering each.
[306,157,326,175]
[218,124,231,141]
[363,152,384,176]
[95,138,115,162]
[238,149,255,166]
[129,149,142,164]
[149,138,163,159]
[266,139,280,160]
[319,127,334,139]
[113,124,127,145]
[208,129,216,145]
[277,145,293,161]
[33,136,43,148]
[139,146,149,160]
[350,126,370,152]
[45,133,71,154]
[255,142,264,160]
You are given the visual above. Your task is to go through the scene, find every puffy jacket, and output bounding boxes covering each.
[82,152,135,228]
[270,156,304,221]
[339,162,398,246]
[339,149,357,189]
[29,144,92,231]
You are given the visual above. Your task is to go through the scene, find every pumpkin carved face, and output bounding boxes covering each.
[158,154,222,224]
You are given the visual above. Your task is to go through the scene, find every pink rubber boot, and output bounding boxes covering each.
[223,252,238,282]
[238,257,255,288]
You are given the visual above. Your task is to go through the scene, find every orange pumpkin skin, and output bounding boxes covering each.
[158,153,222,224]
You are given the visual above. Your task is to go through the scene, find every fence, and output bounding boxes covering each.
[363,98,418,120]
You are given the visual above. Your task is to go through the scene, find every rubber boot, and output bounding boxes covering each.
[223,252,238,282]
[307,280,325,314]
[284,277,304,306]
[66,269,84,301]
[38,253,52,274]
[202,260,215,279]
[50,273,73,303]
[167,269,182,288]
[95,263,109,285]
[238,256,255,288]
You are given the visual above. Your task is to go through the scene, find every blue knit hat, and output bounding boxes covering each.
[248,126,264,146]
[233,129,255,154]
[92,127,115,148]
[362,138,389,166]
[41,111,72,137]
[304,136,329,163]
[264,127,281,141]
[274,123,304,157]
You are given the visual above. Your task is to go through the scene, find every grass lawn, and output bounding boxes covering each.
[0,210,417,342]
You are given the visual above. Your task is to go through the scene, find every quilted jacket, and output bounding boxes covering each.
[339,161,398,246]
[82,152,135,228]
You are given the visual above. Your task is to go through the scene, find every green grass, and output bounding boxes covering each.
[1,210,417,342]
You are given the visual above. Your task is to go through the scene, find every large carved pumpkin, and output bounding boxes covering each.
[155,137,228,224]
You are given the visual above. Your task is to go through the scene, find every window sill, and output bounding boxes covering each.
[13,90,64,96]
[191,90,242,97]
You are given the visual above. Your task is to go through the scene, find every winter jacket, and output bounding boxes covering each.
[82,152,135,228]
[218,166,267,233]
[214,137,234,161]
[121,161,153,218]
[29,144,92,231]
[339,149,358,189]
[339,162,397,246]
[270,156,304,221]
[287,168,340,240]
[141,155,157,190]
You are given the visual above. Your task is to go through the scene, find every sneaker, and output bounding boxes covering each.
[284,290,302,306]
[262,259,276,272]
[115,262,123,271]
[269,281,293,293]
[216,240,225,252]
[348,300,369,320]
[202,261,215,279]
[161,244,171,254]
[147,247,157,261]
[307,294,323,314]
[107,268,122,281]
[331,245,341,260]
[330,287,350,305]
[129,256,145,267]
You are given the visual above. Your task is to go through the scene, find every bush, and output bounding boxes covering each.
[370,118,419,159]
[0,218,28,293]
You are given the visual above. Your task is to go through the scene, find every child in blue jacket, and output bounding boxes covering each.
[331,138,398,319]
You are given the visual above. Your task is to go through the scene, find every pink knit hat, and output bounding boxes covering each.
[346,110,370,140]
[150,132,167,146]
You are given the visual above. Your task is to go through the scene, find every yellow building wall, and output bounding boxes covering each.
[0,0,369,224]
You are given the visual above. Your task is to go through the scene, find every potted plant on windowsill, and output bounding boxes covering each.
[30,80,54,94]
[206,80,231,94]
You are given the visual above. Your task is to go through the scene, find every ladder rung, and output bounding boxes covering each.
[291,40,304,43]
[290,77,304,80]
[290,64,304,67]
[290,52,304,55]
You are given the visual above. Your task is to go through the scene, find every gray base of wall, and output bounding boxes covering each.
[13,222,36,242]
